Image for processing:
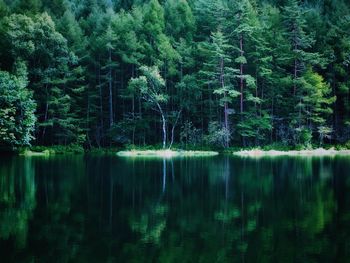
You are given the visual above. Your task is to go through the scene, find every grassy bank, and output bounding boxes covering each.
[19,144,85,156]
[116,149,219,158]
[17,146,218,158]
[232,148,350,157]
[7,142,350,158]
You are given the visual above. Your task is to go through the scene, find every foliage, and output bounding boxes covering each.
[0,70,36,146]
[204,121,231,148]
[0,0,350,150]
[26,144,84,154]
[180,121,202,147]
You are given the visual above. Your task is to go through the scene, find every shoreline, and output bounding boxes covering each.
[232,148,350,157]
[8,146,350,158]
[116,150,219,158]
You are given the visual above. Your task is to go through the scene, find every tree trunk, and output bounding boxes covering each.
[240,34,244,115]
[98,57,104,146]
[169,110,182,149]
[220,57,229,148]
[131,65,135,145]
[271,96,274,143]
[161,113,167,149]
[294,58,297,96]
[42,84,49,140]
[220,58,229,132]
[155,102,167,149]
[240,34,246,147]
[86,89,92,149]
[108,48,113,128]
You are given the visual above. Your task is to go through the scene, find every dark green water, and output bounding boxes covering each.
[1,155,350,263]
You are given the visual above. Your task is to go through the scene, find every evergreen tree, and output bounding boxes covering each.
[14,0,42,14]
[259,4,291,143]
[0,0,349,149]
[282,0,324,142]
[199,30,240,147]
[301,67,336,142]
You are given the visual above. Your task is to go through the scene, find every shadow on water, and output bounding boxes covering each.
[0,154,350,262]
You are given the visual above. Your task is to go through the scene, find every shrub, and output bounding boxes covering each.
[204,121,231,148]
[294,127,313,148]
[29,144,84,154]
[344,140,350,150]
[262,142,292,151]
[180,121,202,148]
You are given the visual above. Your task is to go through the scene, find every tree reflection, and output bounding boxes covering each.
[129,158,169,245]
[0,155,346,262]
[123,156,338,263]
[130,203,168,245]
[0,157,36,249]
[245,157,337,263]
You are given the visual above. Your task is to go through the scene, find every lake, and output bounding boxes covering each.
[0,154,349,262]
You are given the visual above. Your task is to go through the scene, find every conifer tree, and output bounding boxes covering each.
[199,30,240,147]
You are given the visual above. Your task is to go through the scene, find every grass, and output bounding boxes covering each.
[117,144,219,158]
[232,147,350,157]
[20,149,51,156]
[116,149,219,158]
[10,141,350,157]
[19,144,84,156]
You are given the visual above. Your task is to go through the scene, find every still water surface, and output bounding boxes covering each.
[0,155,350,262]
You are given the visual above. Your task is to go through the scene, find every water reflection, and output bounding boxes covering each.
[130,158,168,245]
[0,155,349,262]
[0,157,35,249]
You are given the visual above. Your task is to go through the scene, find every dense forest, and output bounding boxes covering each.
[0,0,350,149]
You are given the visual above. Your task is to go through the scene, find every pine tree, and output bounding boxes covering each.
[0,0,8,17]
[199,30,240,147]
[141,0,179,69]
[301,67,336,142]
[282,0,324,143]
[258,4,291,143]
[14,0,42,14]
[1,0,350,148]
[227,0,262,145]
[322,0,350,141]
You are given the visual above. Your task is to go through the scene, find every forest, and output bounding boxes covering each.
[0,0,350,150]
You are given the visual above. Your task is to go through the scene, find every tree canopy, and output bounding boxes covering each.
[0,0,349,149]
